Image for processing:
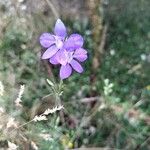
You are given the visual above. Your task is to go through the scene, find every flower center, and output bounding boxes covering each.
[64,50,73,63]
[57,50,74,66]
[55,36,63,49]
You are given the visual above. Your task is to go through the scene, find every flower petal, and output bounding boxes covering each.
[70,59,83,73]
[42,45,59,59]
[60,64,72,79]
[49,54,59,65]
[64,34,84,51]
[40,33,55,48]
[54,19,67,37]
[54,49,68,65]
[73,48,88,62]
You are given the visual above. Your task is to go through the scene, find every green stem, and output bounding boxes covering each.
[54,80,65,124]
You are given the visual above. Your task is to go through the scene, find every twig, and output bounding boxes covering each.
[98,24,108,54]
[80,96,101,103]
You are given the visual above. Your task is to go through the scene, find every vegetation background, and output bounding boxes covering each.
[0,0,150,149]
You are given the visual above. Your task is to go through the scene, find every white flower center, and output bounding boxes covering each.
[55,36,63,49]
[64,50,73,63]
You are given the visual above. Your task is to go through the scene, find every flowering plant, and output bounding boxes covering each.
[40,19,88,79]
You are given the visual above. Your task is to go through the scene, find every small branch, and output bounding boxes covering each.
[80,96,101,103]
[98,24,108,54]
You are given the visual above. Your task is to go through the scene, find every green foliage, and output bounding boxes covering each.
[0,0,150,149]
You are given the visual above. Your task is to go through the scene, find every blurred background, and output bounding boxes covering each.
[0,0,150,149]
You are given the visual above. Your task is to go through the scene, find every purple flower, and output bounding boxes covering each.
[40,19,67,59]
[40,19,88,79]
[50,47,88,79]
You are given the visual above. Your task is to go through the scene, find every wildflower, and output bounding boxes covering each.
[52,48,87,79]
[43,105,64,115]
[40,19,66,59]
[33,105,63,122]
[40,19,88,79]
[33,115,47,122]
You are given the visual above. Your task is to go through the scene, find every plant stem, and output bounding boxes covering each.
[55,80,65,124]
